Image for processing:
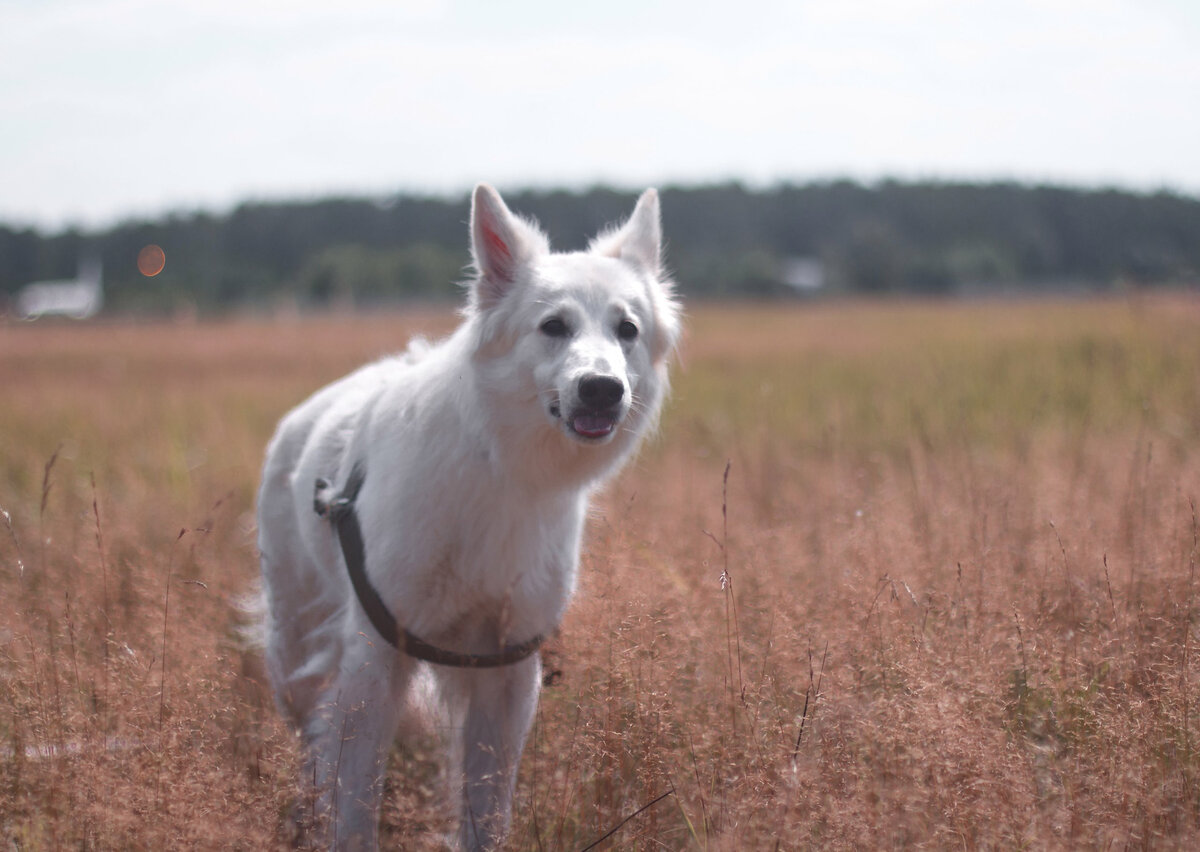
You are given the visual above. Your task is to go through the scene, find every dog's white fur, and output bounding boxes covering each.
[257,184,679,850]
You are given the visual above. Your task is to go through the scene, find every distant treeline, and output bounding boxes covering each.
[2,180,1199,314]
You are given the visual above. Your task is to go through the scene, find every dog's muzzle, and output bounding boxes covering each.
[563,374,626,440]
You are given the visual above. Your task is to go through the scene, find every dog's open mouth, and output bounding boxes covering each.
[549,401,619,441]
[569,412,617,440]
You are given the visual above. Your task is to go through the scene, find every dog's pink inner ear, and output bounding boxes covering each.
[480,221,515,283]
[471,184,552,306]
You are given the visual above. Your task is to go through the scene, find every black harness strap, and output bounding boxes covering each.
[314,464,544,668]
[315,463,398,647]
[402,629,547,669]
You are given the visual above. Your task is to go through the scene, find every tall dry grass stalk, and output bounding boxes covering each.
[1,296,1199,848]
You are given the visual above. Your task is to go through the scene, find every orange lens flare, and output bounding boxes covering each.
[137,244,166,277]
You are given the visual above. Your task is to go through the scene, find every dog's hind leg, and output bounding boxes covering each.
[299,637,412,851]
[444,655,542,851]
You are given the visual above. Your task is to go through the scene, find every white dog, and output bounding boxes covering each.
[257,184,680,850]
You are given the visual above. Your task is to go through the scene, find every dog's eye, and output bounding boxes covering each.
[540,317,569,338]
[617,320,639,341]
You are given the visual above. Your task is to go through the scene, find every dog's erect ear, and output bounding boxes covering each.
[589,189,662,278]
[591,189,679,364]
[470,184,549,309]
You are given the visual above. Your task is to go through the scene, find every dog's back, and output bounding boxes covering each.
[258,357,401,724]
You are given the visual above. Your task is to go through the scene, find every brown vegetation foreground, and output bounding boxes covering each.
[2,297,1199,849]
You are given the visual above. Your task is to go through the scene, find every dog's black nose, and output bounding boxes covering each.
[578,375,624,409]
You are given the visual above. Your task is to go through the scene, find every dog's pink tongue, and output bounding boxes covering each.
[573,414,614,438]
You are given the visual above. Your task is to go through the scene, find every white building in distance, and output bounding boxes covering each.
[16,258,103,320]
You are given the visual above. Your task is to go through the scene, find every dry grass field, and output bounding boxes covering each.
[2,296,1200,849]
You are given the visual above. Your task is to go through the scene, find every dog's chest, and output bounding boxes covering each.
[384,495,585,641]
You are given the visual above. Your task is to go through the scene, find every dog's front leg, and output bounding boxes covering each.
[450,654,541,851]
[301,641,409,851]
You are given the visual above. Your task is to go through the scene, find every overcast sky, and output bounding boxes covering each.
[3,0,1198,230]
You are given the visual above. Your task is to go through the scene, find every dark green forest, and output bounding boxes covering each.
[2,180,1198,315]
